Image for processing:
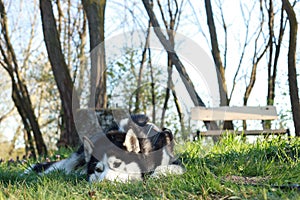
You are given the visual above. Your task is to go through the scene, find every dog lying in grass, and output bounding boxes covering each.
[24,114,185,182]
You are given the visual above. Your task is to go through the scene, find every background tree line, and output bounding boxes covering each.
[0,0,299,158]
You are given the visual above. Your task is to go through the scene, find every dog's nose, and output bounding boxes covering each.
[95,164,104,173]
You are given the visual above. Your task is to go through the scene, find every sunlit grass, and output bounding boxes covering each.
[1,134,300,199]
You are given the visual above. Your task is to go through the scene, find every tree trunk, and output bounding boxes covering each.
[11,80,48,156]
[157,0,184,130]
[148,48,156,124]
[265,3,286,129]
[161,55,172,128]
[282,0,300,136]
[40,0,80,147]
[161,22,175,127]
[135,22,151,114]
[243,62,258,129]
[82,0,107,109]
[267,0,275,112]
[204,0,233,130]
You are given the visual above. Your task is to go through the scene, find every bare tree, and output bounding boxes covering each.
[243,1,268,106]
[148,45,156,123]
[243,36,268,129]
[266,0,275,111]
[77,10,88,100]
[40,0,80,147]
[204,0,233,129]
[265,1,287,129]
[135,21,152,114]
[241,0,270,129]
[82,0,107,109]
[142,0,219,131]
[155,0,185,133]
[228,2,255,103]
[282,0,300,136]
[0,0,47,157]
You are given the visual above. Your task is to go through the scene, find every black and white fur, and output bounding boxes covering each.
[24,114,185,182]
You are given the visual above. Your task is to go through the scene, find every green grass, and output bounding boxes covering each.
[1,135,300,199]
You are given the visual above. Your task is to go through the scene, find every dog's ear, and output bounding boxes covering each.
[83,136,94,162]
[106,130,126,143]
[162,128,174,145]
[161,128,175,157]
[131,114,149,126]
[123,129,140,153]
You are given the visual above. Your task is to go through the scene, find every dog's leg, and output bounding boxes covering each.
[23,150,86,175]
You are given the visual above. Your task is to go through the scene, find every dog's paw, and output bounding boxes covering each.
[151,164,185,178]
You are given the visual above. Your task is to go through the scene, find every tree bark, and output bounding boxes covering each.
[135,22,151,114]
[148,48,156,123]
[265,3,286,129]
[82,0,107,109]
[40,0,80,147]
[204,0,233,129]
[282,0,300,136]
[267,0,275,110]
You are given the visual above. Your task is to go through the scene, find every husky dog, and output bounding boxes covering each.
[85,129,184,182]
[24,114,184,182]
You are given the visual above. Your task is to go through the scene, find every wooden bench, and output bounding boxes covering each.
[191,106,290,137]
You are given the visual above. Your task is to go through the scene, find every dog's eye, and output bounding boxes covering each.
[95,164,104,173]
[113,161,122,168]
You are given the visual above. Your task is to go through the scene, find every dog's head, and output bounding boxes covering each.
[83,114,177,182]
[83,131,143,182]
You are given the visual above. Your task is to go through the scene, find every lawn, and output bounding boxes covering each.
[1,134,300,199]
